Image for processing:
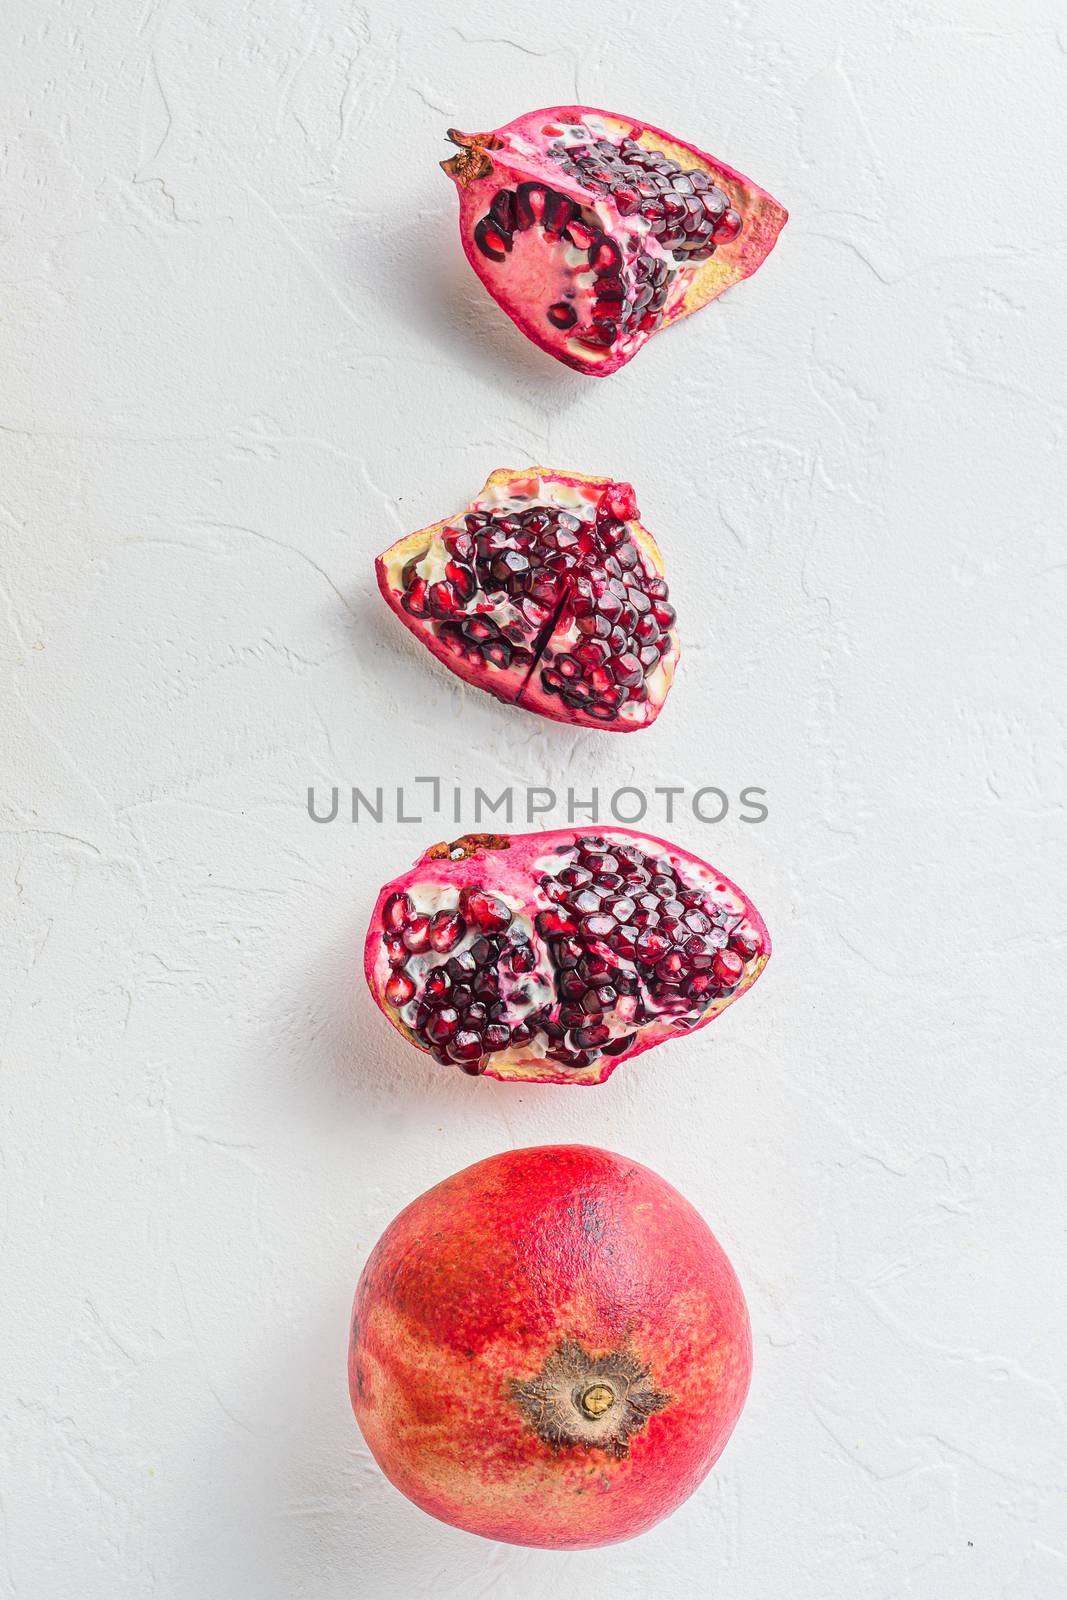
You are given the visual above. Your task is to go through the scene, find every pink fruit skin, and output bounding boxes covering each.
[363,827,771,1086]
[444,106,788,376]
[349,1145,752,1548]
[375,467,680,733]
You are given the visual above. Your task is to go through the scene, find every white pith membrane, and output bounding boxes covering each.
[466,113,733,371]
[372,831,765,1085]
[383,473,678,730]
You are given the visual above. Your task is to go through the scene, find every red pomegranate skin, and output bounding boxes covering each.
[349,1146,752,1549]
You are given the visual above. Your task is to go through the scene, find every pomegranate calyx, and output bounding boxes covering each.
[579,1383,615,1418]
[510,1339,671,1458]
[424,833,513,861]
[441,127,501,185]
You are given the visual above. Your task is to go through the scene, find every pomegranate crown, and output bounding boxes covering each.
[441,128,502,185]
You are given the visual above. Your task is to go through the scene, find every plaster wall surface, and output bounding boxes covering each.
[1,2,1064,1595]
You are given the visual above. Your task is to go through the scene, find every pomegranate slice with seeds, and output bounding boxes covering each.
[442,106,787,376]
[376,467,680,732]
[364,828,770,1086]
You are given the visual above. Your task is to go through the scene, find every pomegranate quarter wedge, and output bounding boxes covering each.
[443,106,787,375]
[349,1145,752,1547]
[365,827,769,1085]
[376,467,680,731]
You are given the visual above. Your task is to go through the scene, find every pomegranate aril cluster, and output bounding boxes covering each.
[399,487,675,721]
[531,836,758,1071]
[383,885,530,1075]
[473,179,665,349]
[549,133,742,261]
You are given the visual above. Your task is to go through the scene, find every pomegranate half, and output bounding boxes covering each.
[364,827,769,1085]
[443,106,787,375]
[349,1145,752,1548]
[376,467,680,731]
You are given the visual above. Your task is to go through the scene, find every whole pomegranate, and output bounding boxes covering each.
[377,467,679,731]
[442,106,787,375]
[365,827,769,1084]
[349,1145,752,1548]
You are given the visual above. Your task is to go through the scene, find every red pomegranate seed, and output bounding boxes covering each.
[573,1021,611,1048]
[401,577,430,617]
[423,969,451,1004]
[383,892,414,930]
[712,949,745,987]
[403,914,431,953]
[429,910,465,953]
[509,941,536,973]
[460,887,513,931]
[449,1029,485,1062]
[429,581,461,617]
[729,927,763,960]
[712,207,742,244]
[600,483,639,522]
[384,970,415,1006]
[444,560,476,601]
[635,928,670,963]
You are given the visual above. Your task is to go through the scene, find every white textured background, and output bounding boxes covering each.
[2,1,1065,1595]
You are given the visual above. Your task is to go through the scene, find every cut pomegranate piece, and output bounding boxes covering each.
[376,467,680,732]
[364,828,770,1086]
[442,106,787,376]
